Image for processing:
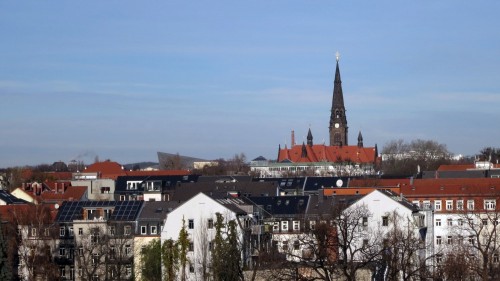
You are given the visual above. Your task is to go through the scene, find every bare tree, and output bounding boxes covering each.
[446,207,500,281]
[381,139,451,176]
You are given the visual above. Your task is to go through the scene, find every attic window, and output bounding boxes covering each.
[277,200,282,206]
[298,199,304,206]
[266,205,272,211]
[285,200,290,206]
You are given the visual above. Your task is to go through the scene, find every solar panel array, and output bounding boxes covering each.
[56,201,143,222]
[110,201,143,221]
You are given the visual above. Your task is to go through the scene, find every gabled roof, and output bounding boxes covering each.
[0,190,28,205]
[138,201,181,221]
[277,144,377,164]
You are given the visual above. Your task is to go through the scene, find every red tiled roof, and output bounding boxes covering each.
[401,178,500,196]
[0,204,58,223]
[349,178,411,188]
[437,164,475,171]
[278,144,377,164]
[84,161,127,179]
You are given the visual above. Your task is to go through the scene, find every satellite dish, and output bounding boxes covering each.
[54,204,59,209]
[336,179,343,188]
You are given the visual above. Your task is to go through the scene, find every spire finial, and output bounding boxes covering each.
[335,51,340,62]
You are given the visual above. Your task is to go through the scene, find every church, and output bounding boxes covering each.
[251,55,379,177]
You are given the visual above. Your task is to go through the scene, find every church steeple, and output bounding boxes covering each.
[357,131,363,148]
[329,52,348,146]
[307,128,313,147]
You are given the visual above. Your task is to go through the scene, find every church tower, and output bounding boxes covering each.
[329,52,348,146]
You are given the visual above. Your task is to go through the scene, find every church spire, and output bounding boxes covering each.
[357,131,363,148]
[307,128,313,147]
[329,52,348,146]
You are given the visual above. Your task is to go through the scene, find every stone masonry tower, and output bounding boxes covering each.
[329,52,348,146]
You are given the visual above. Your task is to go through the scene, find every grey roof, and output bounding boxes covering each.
[171,181,278,202]
[306,194,361,218]
[244,196,309,218]
[204,192,249,215]
[138,201,181,221]
[376,189,419,212]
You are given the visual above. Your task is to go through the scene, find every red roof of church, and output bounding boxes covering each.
[277,144,377,164]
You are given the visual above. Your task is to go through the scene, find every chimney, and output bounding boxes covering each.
[291,130,295,146]
[54,183,58,193]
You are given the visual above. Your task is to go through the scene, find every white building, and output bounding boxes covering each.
[161,192,254,281]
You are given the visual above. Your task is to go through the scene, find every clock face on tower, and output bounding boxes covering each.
[334,123,340,128]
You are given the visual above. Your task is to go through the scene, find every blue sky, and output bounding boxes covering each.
[1,1,500,167]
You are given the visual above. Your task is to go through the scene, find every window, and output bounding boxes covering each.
[436,236,442,245]
[188,242,194,252]
[273,222,279,232]
[31,228,37,237]
[124,226,131,235]
[44,228,50,237]
[494,253,499,263]
[110,246,116,258]
[92,274,99,281]
[126,265,132,277]
[188,219,194,229]
[59,247,66,257]
[78,247,83,256]
[458,235,463,244]
[362,217,368,227]
[309,221,316,230]
[382,216,389,226]
[447,236,452,245]
[294,240,300,250]
[151,226,157,235]
[78,228,83,235]
[434,200,442,211]
[69,267,74,280]
[293,221,300,231]
[141,226,147,235]
[436,254,443,264]
[60,267,66,278]
[109,226,115,236]
[208,219,214,229]
[125,245,131,255]
[119,195,125,201]
[69,227,74,236]
[446,200,453,210]
[457,200,464,210]
[281,221,289,232]
[484,199,496,210]
[423,200,431,209]
[282,241,289,251]
[447,218,453,226]
[189,265,194,273]
[435,219,441,226]
[482,219,488,226]
[60,227,65,237]
[100,186,110,194]
[467,200,474,210]
[458,219,464,226]
[412,200,420,207]
[208,241,213,251]
[92,253,99,265]
[91,228,99,244]
[469,236,475,245]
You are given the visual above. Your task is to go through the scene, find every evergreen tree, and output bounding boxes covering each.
[140,239,161,281]
[0,216,12,281]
